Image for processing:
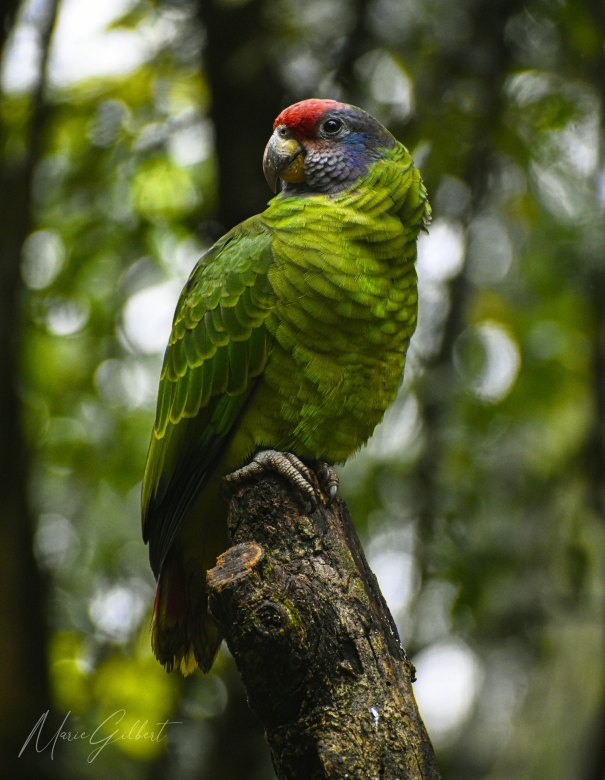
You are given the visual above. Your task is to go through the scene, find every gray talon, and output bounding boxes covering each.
[225,449,320,509]
[225,451,338,509]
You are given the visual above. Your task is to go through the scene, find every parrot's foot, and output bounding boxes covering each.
[225,450,328,511]
[313,461,339,504]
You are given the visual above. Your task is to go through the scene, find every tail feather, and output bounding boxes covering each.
[150,472,230,675]
[151,550,222,674]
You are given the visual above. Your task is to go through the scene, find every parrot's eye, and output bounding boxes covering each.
[322,118,343,136]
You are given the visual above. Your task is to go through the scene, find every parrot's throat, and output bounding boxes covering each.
[282,138,384,196]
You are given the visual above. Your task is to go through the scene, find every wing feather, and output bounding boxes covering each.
[142,216,274,578]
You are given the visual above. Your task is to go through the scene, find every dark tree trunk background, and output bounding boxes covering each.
[0,0,19,45]
[412,0,525,576]
[0,1,59,777]
[197,0,286,232]
[580,4,605,777]
[207,475,442,780]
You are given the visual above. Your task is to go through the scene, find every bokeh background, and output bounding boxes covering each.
[1,0,605,778]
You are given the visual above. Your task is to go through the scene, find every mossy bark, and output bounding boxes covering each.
[207,475,442,780]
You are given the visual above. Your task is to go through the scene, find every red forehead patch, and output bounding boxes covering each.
[274,99,343,138]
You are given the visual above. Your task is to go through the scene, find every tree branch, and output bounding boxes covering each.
[207,475,442,780]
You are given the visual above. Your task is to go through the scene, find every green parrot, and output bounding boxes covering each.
[142,99,430,675]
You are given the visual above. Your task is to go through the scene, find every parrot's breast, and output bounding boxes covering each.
[234,146,426,464]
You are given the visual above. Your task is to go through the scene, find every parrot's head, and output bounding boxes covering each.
[263,99,397,196]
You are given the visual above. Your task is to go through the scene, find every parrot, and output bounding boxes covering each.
[142,99,431,675]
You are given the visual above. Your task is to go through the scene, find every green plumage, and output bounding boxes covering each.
[142,133,430,674]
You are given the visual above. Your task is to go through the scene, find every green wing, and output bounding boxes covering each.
[142,215,274,578]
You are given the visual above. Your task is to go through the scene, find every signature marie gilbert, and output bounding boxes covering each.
[19,709,181,763]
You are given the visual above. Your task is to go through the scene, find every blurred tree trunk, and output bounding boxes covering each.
[412,0,525,543]
[200,658,276,780]
[584,299,605,780]
[0,0,19,49]
[577,3,605,778]
[197,0,286,231]
[402,6,522,776]
[332,0,373,103]
[0,1,60,777]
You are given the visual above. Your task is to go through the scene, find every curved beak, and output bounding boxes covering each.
[263,129,304,192]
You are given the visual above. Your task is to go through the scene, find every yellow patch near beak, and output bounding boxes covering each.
[280,153,306,183]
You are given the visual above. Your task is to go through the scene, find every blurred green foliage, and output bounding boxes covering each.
[2,0,605,779]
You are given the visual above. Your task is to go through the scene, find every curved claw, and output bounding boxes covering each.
[305,497,317,514]
[314,461,339,504]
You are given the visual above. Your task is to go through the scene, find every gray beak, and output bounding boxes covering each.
[263,129,304,192]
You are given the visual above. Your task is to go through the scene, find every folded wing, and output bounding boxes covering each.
[142,215,275,579]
